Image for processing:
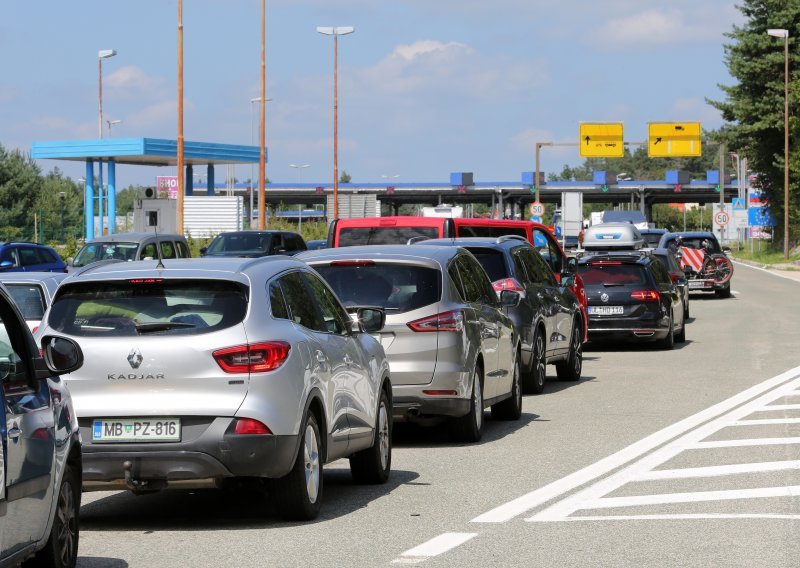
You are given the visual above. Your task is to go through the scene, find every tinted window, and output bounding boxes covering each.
[465,248,509,282]
[48,280,248,337]
[18,247,42,267]
[37,248,59,264]
[278,272,324,331]
[315,263,441,313]
[160,241,177,259]
[457,226,527,239]
[303,272,349,334]
[650,261,671,286]
[533,229,563,273]
[207,233,271,255]
[668,236,721,253]
[269,281,289,319]
[139,243,157,260]
[448,261,466,301]
[519,249,557,286]
[338,227,440,246]
[270,234,284,253]
[5,284,45,320]
[176,241,191,258]
[286,234,306,251]
[578,263,647,286]
[641,233,664,247]
[456,255,494,304]
[0,248,17,266]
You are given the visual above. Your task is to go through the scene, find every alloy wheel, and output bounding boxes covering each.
[304,424,321,504]
[378,401,390,471]
[56,477,77,566]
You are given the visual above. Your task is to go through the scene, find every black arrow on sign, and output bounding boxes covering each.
[584,136,590,145]
[654,137,662,145]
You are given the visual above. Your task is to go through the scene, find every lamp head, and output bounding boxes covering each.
[767,29,789,38]
[98,49,117,59]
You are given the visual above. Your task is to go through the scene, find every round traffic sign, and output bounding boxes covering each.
[529,202,545,217]
[714,210,730,227]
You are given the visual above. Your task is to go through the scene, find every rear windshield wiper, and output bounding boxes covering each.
[134,321,196,334]
[602,283,626,287]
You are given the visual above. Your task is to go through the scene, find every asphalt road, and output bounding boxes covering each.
[76,263,800,567]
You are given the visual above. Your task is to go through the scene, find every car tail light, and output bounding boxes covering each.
[591,261,623,266]
[422,389,458,396]
[630,290,661,302]
[128,278,164,284]
[407,310,463,332]
[670,273,681,284]
[213,342,290,373]
[329,260,376,267]
[492,278,525,293]
[234,418,272,435]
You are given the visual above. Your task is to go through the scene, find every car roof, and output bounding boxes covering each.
[639,228,667,234]
[212,230,295,236]
[452,218,549,231]
[334,216,446,228]
[0,272,69,284]
[60,257,306,284]
[578,250,652,265]
[663,231,716,239]
[83,232,186,243]
[418,236,530,250]
[298,244,458,268]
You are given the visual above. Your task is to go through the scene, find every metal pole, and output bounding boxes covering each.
[784,34,790,260]
[719,143,725,243]
[534,143,541,204]
[98,58,103,139]
[258,0,267,230]
[333,33,340,220]
[177,0,185,234]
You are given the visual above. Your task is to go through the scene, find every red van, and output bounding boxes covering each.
[327,216,588,342]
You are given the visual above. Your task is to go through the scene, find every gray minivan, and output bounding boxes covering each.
[71,232,191,269]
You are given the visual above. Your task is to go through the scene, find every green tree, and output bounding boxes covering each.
[708,0,800,247]
[339,170,352,183]
[0,144,41,240]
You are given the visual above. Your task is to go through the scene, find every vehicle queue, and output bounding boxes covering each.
[0,217,734,567]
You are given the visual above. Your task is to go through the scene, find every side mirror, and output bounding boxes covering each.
[354,307,385,334]
[561,275,576,289]
[565,257,577,274]
[199,247,208,256]
[683,265,693,274]
[500,290,521,308]
[41,336,84,375]
[0,260,14,270]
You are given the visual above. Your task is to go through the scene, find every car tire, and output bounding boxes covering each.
[522,328,546,394]
[684,300,690,320]
[272,412,323,521]
[659,312,675,350]
[556,318,582,381]
[349,388,392,484]
[25,463,80,568]
[675,314,687,343]
[715,287,731,299]
[492,350,522,421]
[449,367,484,443]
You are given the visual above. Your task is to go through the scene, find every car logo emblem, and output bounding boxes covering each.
[600,293,609,303]
[127,348,143,369]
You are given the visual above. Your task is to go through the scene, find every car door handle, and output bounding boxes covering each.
[8,426,21,441]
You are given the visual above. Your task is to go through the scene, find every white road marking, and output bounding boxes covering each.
[731,418,800,426]
[582,486,800,510]
[394,533,477,563]
[690,437,800,449]
[637,460,800,480]
[756,404,800,411]
[554,514,800,522]
[527,373,800,522]
[732,261,800,284]
[470,365,800,523]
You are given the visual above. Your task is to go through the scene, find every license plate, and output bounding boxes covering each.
[688,280,710,289]
[589,306,624,315]
[92,418,181,442]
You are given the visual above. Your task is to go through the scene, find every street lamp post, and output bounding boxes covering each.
[98,49,117,139]
[251,97,273,228]
[767,28,790,260]
[317,26,354,221]
[106,119,122,134]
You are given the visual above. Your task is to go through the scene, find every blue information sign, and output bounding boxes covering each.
[748,207,776,227]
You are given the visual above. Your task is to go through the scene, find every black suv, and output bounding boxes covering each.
[201,230,307,258]
[420,236,584,394]
[578,251,686,348]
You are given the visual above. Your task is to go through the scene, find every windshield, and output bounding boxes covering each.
[206,233,271,255]
[48,279,248,337]
[73,242,139,266]
[314,263,441,312]
[337,227,440,246]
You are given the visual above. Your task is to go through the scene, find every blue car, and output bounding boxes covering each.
[0,242,67,273]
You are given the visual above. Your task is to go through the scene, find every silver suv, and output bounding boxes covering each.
[38,258,392,521]
[300,245,522,443]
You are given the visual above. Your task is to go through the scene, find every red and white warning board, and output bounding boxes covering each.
[680,247,705,273]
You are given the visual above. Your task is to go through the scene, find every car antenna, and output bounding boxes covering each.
[154,227,165,269]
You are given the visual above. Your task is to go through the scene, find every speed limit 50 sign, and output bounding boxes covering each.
[529,202,545,217]
[714,210,731,227]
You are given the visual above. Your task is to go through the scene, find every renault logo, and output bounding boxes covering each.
[127,348,144,369]
[600,293,609,303]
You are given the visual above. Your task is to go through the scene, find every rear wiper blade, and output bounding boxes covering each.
[602,283,625,287]
[134,321,196,334]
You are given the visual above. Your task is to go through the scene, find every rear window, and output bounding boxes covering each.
[578,263,647,286]
[337,227,440,246]
[313,263,441,313]
[465,248,509,281]
[5,284,45,321]
[672,237,721,253]
[206,233,270,255]
[641,233,664,247]
[47,280,247,337]
[456,226,527,239]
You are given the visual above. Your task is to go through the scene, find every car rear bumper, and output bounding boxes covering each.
[392,396,471,420]
[588,327,670,341]
[79,417,299,488]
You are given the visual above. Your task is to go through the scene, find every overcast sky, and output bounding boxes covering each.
[1,0,743,187]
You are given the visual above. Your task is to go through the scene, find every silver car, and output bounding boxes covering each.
[37,257,392,521]
[0,271,69,332]
[300,245,522,443]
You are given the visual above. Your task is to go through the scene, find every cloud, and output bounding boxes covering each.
[105,66,167,99]
[592,9,713,47]
[669,97,722,125]
[509,128,573,160]
[0,86,17,103]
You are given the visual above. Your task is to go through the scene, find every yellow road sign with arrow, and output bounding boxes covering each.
[579,123,624,158]
[648,122,702,157]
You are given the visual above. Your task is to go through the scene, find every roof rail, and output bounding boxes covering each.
[70,259,127,277]
[495,235,528,244]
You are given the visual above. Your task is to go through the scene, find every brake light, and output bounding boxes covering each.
[329,260,376,267]
[128,279,163,284]
[213,342,290,373]
[630,290,661,302]
[234,418,272,435]
[669,273,681,284]
[591,261,623,265]
[492,278,524,293]
[422,390,458,396]
[407,310,464,332]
